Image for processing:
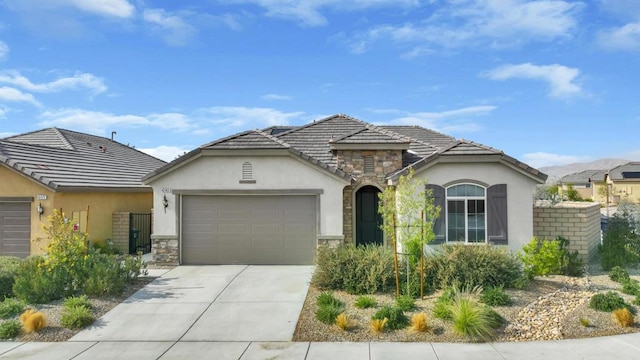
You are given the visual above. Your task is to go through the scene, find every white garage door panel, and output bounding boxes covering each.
[182,195,317,265]
[0,202,31,258]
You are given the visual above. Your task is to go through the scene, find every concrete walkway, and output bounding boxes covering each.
[0,265,639,359]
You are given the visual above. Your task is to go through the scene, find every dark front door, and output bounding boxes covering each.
[355,186,383,246]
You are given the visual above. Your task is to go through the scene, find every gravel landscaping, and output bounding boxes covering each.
[293,266,640,343]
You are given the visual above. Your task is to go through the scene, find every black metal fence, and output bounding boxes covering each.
[129,213,151,254]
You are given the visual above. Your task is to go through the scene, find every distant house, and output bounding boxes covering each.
[143,114,547,266]
[606,162,640,204]
[0,128,166,257]
[559,170,604,200]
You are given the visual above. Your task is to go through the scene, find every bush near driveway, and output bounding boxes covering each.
[0,257,22,299]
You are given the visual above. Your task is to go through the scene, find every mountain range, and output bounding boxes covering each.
[539,158,633,183]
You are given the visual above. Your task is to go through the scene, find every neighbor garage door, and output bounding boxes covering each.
[181,195,317,265]
[0,201,31,258]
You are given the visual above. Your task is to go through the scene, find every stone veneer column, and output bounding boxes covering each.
[151,235,179,266]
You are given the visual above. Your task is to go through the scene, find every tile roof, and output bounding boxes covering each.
[560,170,603,184]
[143,114,547,183]
[1,128,166,190]
[609,162,640,181]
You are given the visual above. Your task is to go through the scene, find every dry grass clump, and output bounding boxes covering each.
[410,312,432,333]
[20,309,47,333]
[612,308,634,328]
[370,318,388,333]
[335,313,352,331]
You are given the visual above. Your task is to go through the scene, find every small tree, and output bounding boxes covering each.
[378,168,440,296]
[565,184,583,201]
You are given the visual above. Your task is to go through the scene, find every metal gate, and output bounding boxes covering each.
[129,213,151,254]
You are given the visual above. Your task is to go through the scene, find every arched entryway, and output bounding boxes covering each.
[355,185,384,246]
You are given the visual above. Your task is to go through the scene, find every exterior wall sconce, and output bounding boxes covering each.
[37,202,44,220]
[162,195,169,213]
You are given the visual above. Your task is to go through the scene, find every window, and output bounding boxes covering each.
[446,184,486,243]
[240,162,256,183]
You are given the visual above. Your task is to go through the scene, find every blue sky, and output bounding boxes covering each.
[1,0,639,168]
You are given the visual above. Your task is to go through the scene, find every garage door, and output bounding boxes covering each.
[181,195,317,265]
[0,201,31,258]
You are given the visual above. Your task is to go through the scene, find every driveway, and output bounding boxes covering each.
[69,265,314,342]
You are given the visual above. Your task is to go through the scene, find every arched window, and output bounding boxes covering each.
[446,184,486,243]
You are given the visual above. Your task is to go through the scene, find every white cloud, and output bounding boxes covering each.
[522,152,592,168]
[0,86,41,107]
[232,0,420,27]
[0,41,8,61]
[597,22,640,51]
[484,63,582,98]
[143,8,197,46]
[379,105,496,133]
[37,109,197,134]
[346,0,581,53]
[199,106,306,128]
[68,0,134,18]
[260,93,293,101]
[138,145,192,162]
[0,70,107,95]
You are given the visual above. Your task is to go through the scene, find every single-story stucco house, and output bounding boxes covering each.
[0,128,166,256]
[143,114,547,265]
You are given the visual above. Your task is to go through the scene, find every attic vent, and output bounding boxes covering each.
[364,156,375,173]
[240,162,256,184]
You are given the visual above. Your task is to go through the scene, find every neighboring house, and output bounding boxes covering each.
[606,162,640,204]
[0,128,166,257]
[143,114,547,265]
[559,170,603,200]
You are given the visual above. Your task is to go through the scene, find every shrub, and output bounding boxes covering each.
[316,292,343,308]
[613,308,635,327]
[589,292,628,312]
[372,306,408,330]
[0,257,22,299]
[335,313,351,330]
[82,252,145,296]
[609,266,630,283]
[0,298,25,319]
[634,295,640,306]
[61,306,94,329]
[312,244,395,294]
[315,304,344,325]
[395,295,416,311]
[449,293,500,341]
[354,295,377,309]
[410,312,432,333]
[599,214,640,271]
[63,295,92,310]
[20,309,46,333]
[621,279,640,296]
[0,320,21,339]
[13,256,69,303]
[519,237,583,278]
[433,289,455,320]
[480,286,512,307]
[579,317,590,327]
[370,318,387,332]
[423,244,522,290]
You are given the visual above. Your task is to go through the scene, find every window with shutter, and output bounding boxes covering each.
[426,184,446,244]
[487,184,508,245]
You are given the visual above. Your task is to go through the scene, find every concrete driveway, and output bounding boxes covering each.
[70,265,314,343]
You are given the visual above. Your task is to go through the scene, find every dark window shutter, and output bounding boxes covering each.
[487,184,508,245]
[426,184,445,244]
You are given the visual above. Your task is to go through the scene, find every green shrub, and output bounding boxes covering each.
[634,295,640,306]
[433,288,455,320]
[589,292,628,312]
[480,286,512,306]
[621,279,640,296]
[316,292,343,308]
[63,295,92,310]
[313,244,395,294]
[423,244,522,289]
[519,237,583,278]
[599,214,640,271]
[354,295,377,309]
[89,240,121,255]
[13,256,70,303]
[609,266,630,283]
[0,320,21,339]
[315,304,344,325]
[0,257,22,299]
[82,252,145,297]
[449,290,502,341]
[61,306,95,329]
[372,305,409,330]
[0,298,25,319]
[395,295,416,311]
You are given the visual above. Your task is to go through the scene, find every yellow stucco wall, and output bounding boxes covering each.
[1,164,153,255]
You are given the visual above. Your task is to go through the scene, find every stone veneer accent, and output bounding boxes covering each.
[111,212,130,254]
[151,235,179,266]
[533,201,601,262]
[337,149,403,244]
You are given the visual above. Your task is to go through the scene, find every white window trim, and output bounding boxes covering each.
[445,183,487,244]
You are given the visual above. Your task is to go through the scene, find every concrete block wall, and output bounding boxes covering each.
[533,201,601,262]
[111,212,130,254]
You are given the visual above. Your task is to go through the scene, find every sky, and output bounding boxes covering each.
[0,0,639,169]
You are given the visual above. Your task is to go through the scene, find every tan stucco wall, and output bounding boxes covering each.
[146,154,349,240]
[415,161,541,252]
[612,182,640,204]
[1,164,153,255]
